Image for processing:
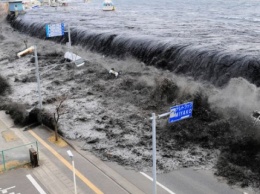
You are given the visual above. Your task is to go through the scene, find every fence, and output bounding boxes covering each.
[0,141,38,172]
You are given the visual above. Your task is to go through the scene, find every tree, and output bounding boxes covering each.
[53,95,67,141]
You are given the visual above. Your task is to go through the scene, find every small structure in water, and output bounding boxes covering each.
[8,1,24,12]
[23,0,42,10]
[102,0,115,11]
[8,0,25,16]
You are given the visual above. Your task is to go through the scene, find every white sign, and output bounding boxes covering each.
[46,23,65,38]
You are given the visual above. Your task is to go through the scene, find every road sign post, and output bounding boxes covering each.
[45,23,71,51]
[152,113,157,194]
[67,24,71,49]
[149,101,193,194]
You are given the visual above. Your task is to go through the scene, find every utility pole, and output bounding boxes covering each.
[34,45,42,109]
[152,112,157,194]
[68,24,71,50]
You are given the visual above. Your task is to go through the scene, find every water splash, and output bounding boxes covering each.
[10,17,260,87]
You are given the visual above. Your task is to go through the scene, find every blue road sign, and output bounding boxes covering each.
[169,102,193,123]
[46,23,65,38]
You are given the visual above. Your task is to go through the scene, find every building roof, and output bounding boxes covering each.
[8,0,23,3]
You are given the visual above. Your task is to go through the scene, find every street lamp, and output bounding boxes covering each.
[17,45,43,109]
[17,45,67,111]
[67,150,77,194]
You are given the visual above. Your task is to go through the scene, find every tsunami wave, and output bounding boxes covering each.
[8,16,260,88]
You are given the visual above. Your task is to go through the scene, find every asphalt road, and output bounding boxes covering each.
[0,168,48,194]
[0,112,255,194]
[105,161,253,194]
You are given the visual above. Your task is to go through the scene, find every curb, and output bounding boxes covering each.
[2,114,146,194]
[68,141,146,194]
[38,126,146,194]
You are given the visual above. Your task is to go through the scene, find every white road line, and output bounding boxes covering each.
[0,186,16,193]
[140,172,176,194]
[26,174,47,194]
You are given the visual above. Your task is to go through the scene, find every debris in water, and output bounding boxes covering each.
[17,46,34,58]
[109,68,119,78]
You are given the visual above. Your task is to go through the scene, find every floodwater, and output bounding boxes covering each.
[2,1,260,190]
[21,0,260,53]
[11,0,260,86]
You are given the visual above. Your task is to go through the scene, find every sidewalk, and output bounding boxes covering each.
[65,137,146,194]
[0,111,84,194]
[0,112,24,151]
[0,111,146,194]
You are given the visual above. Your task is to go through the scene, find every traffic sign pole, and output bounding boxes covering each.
[68,24,71,49]
[150,111,170,194]
[149,102,193,194]
[152,113,157,194]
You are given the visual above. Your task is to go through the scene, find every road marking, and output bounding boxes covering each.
[140,172,176,194]
[29,130,103,194]
[0,186,16,194]
[26,174,46,194]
